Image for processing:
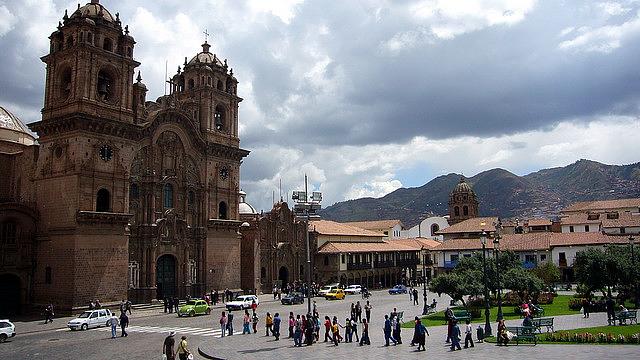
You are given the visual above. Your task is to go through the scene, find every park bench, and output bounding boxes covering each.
[531,317,554,333]
[505,326,538,345]
[612,310,638,325]
[453,310,471,322]
[516,304,545,318]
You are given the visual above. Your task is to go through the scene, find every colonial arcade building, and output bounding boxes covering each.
[0,0,249,314]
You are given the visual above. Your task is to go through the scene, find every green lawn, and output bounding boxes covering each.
[402,295,580,328]
[483,324,640,345]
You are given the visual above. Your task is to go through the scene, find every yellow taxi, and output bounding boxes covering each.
[324,288,346,300]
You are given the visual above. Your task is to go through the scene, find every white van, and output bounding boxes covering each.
[318,283,340,296]
[67,309,113,331]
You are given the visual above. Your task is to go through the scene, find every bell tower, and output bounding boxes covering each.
[41,0,139,123]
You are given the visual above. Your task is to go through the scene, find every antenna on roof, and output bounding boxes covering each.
[164,60,168,96]
[279,179,283,202]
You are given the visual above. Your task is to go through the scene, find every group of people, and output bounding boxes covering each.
[163,331,191,360]
[108,308,130,339]
[163,296,181,313]
[444,307,474,351]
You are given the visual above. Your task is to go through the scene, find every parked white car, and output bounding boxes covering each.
[67,309,112,331]
[0,320,16,342]
[225,295,259,311]
[318,283,340,296]
[344,285,362,295]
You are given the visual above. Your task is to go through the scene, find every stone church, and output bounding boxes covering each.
[0,0,249,314]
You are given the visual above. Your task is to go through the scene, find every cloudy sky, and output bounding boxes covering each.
[1,0,640,212]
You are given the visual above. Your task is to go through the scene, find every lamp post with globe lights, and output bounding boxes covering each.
[481,231,492,337]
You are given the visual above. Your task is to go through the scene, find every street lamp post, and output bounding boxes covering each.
[292,175,322,316]
[481,231,492,337]
[494,233,503,321]
[422,247,429,315]
[630,236,637,308]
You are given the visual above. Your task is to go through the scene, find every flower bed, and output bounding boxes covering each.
[544,331,640,344]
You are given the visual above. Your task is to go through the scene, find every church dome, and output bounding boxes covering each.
[0,106,36,146]
[188,42,224,67]
[238,191,257,215]
[70,1,115,23]
[452,177,473,194]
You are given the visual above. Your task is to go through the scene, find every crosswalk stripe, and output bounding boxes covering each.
[94,325,223,337]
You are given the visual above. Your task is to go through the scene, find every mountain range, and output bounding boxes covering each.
[319,159,640,228]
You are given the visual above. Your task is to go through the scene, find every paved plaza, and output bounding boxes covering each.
[1,290,639,359]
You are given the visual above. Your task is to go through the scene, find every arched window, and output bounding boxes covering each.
[463,206,469,216]
[431,224,439,236]
[163,183,174,208]
[178,76,185,91]
[214,105,225,131]
[97,69,113,102]
[207,76,212,86]
[87,32,93,45]
[454,206,460,217]
[0,222,17,244]
[217,80,224,90]
[129,183,139,200]
[188,78,195,90]
[60,67,72,99]
[96,188,110,212]
[218,201,228,219]
[103,37,113,52]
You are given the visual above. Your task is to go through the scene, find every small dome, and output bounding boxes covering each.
[70,1,115,23]
[188,42,224,67]
[0,106,36,146]
[452,177,473,194]
[238,190,257,215]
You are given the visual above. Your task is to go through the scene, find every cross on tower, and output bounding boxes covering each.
[203,29,210,43]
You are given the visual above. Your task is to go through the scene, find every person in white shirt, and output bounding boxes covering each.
[463,319,474,348]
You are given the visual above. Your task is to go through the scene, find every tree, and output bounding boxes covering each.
[503,267,545,303]
[573,248,611,297]
[532,261,561,288]
[455,250,521,293]
[429,271,483,308]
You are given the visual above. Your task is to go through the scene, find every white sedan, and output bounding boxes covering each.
[344,285,362,295]
[67,309,113,331]
[225,295,259,311]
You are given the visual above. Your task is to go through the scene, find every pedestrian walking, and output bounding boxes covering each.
[126,299,132,315]
[273,312,281,340]
[350,303,356,321]
[345,318,352,343]
[242,310,251,334]
[252,310,259,334]
[177,336,190,360]
[227,310,234,336]
[167,297,174,314]
[444,307,454,342]
[355,301,362,322]
[413,288,419,306]
[44,304,54,324]
[163,297,169,313]
[163,331,176,360]
[392,315,402,344]
[450,319,461,351]
[383,314,397,346]
[265,312,273,336]
[606,297,615,325]
[294,314,303,346]
[409,287,413,302]
[173,296,179,313]
[324,316,333,342]
[364,301,372,323]
[119,312,129,337]
[416,319,429,351]
[463,319,474,348]
[582,298,591,318]
[359,318,370,345]
[288,312,294,338]
[219,311,227,338]
[109,312,119,338]
[331,319,340,346]
[411,316,419,346]
[213,290,219,305]
[351,318,360,343]
[314,315,320,341]
[305,314,314,346]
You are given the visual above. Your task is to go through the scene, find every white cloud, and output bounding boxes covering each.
[0,5,17,37]
[559,10,640,53]
[597,1,631,16]
[247,0,304,24]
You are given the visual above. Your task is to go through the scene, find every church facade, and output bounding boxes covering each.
[0,0,249,314]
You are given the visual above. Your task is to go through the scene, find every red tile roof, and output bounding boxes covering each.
[526,218,552,227]
[310,220,385,237]
[317,241,420,254]
[559,214,602,225]
[431,232,625,251]
[342,219,403,230]
[601,212,640,228]
[563,198,640,213]
[387,238,441,250]
[437,217,499,234]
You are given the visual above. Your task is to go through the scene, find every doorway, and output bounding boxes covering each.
[0,274,21,316]
[278,266,289,288]
[156,255,177,299]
